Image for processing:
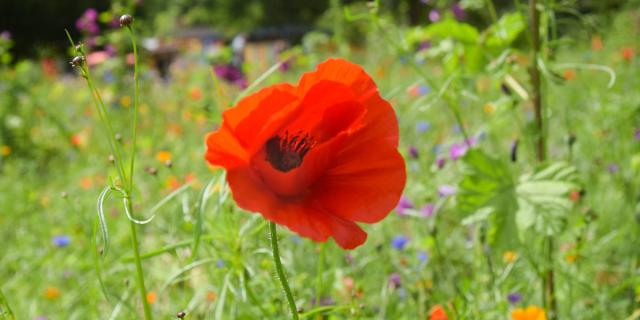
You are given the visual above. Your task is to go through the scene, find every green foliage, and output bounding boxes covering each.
[515,162,579,236]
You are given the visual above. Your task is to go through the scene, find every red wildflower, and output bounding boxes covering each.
[429,304,449,320]
[621,47,634,62]
[205,58,406,249]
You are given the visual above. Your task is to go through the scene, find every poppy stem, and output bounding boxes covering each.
[269,221,299,320]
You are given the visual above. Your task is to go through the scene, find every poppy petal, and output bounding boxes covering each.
[297,59,377,100]
[314,138,406,224]
[205,123,249,169]
[227,167,332,242]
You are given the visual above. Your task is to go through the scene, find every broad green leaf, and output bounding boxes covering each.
[485,12,526,48]
[425,19,479,44]
[456,149,518,249]
[457,149,514,214]
[515,162,579,236]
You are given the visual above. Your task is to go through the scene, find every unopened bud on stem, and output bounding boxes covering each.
[119,14,134,27]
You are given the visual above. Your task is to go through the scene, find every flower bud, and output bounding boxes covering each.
[70,56,84,67]
[176,311,186,319]
[146,166,158,176]
[119,14,134,27]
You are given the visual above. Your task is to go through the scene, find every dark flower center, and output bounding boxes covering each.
[265,130,316,172]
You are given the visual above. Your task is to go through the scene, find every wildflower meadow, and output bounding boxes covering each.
[1,0,639,319]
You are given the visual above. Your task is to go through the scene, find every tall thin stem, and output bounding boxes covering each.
[269,222,299,320]
[128,200,153,320]
[122,21,153,320]
[529,0,556,318]
[529,0,545,162]
[126,25,140,191]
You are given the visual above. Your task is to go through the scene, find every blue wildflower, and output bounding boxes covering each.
[52,235,70,248]
[416,120,431,133]
[391,235,410,250]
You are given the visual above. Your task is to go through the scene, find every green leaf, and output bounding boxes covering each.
[424,19,479,44]
[456,149,518,249]
[484,12,526,48]
[457,149,514,214]
[515,162,579,236]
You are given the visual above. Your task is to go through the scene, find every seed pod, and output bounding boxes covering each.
[146,166,158,176]
[119,14,134,27]
[70,56,84,67]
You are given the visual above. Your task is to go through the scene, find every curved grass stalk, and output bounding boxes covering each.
[553,62,616,88]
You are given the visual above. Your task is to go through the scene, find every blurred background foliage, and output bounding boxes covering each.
[0,0,637,59]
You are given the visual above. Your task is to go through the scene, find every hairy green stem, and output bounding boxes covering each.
[269,222,299,320]
[128,200,153,320]
[126,26,140,192]
[529,0,556,318]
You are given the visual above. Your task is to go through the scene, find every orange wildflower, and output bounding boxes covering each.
[569,190,580,202]
[44,287,61,300]
[563,69,576,81]
[156,150,172,163]
[503,251,518,263]
[429,304,449,320]
[591,35,603,51]
[511,305,546,320]
[189,87,203,101]
[0,145,11,156]
[146,291,157,304]
[622,47,634,62]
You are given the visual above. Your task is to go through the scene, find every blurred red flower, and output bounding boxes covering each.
[205,58,406,249]
[429,304,448,320]
[621,47,634,62]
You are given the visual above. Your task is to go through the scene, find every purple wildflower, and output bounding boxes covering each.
[420,203,435,217]
[635,128,640,141]
[607,163,619,173]
[418,40,432,51]
[451,4,466,21]
[408,146,419,159]
[391,235,410,250]
[52,235,70,248]
[449,143,468,160]
[311,296,335,307]
[396,196,414,216]
[438,185,456,197]
[450,137,477,160]
[216,259,225,268]
[436,157,446,169]
[507,292,522,304]
[344,253,353,265]
[429,9,440,22]
[416,120,431,133]
[0,31,10,41]
[388,272,402,288]
[214,64,248,88]
[417,251,429,263]
[76,8,100,34]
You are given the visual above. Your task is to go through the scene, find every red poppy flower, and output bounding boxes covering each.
[205,58,406,249]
